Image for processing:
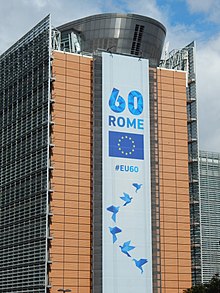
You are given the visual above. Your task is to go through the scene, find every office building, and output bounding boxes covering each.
[199,151,220,283]
[0,13,192,293]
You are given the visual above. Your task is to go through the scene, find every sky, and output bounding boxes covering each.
[0,0,220,152]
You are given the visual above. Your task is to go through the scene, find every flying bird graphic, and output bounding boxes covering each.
[120,192,133,206]
[132,183,143,193]
[106,205,120,222]
[109,226,122,243]
[119,241,135,257]
[133,258,148,274]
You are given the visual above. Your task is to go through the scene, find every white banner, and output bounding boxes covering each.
[102,52,152,293]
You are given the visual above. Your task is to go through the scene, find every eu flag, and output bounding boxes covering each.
[109,131,144,160]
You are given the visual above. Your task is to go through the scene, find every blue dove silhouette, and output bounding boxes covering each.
[133,258,148,274]
[109,226,122,243]
[106,205,120,222]
[132,183,143,193]
[119,241,135,257]
[120,192,133,206]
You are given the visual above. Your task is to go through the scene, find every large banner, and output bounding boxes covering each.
[102,52,152,293]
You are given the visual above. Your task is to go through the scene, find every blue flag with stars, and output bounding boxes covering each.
[109,131,144,160]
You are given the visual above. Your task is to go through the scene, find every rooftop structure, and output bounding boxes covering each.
[58,13,166,66]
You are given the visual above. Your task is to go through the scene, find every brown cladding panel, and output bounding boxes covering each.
[157,68,191,292]
[49,51,92,293]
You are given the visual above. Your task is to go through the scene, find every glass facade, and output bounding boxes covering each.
[0,16,51,292]
[199,151,220,283]
[92,54,103,293]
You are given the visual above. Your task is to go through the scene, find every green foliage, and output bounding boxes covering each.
[183,275,220,293]
[207,275,220,293]
[183,283,207,293]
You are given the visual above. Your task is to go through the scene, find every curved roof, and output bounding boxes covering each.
[58,13,166,66]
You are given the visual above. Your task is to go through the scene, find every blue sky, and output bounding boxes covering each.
[0,0,220,151]
[157,0,219,35]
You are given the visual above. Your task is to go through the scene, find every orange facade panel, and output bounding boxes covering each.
[157,68,191,292]
[49,51,92,293]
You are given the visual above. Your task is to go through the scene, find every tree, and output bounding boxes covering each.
[183,274,220,293]
[183,283,207,293]
[207,275,220,293]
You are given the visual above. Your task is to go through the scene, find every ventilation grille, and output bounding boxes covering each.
[131,24,144,56]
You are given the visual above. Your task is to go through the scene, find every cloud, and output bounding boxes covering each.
[197,34,220,152]
[186,0,220,24]
[0,0,103,54]
[165,23,200,51]
[122,0,166,23]
[186,0,215,13]
[22,0,49,9]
